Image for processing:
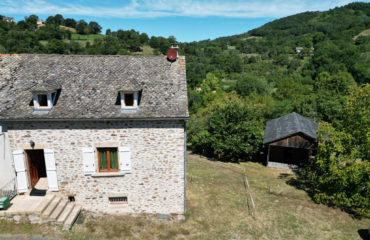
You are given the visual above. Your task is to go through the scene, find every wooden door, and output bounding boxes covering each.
[27,151,39,188]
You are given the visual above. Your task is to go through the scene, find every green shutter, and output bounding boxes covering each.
[110,149,118,170]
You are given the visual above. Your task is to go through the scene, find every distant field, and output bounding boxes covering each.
[71,33,105,41]
[0,153,368,239]
[353,28,370,40]
[132,45,156,56]
[39,34,106,48]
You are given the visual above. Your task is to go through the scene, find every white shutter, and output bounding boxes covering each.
[119,147,131,173]
[12,150,28,193]
[44,149,59,191]
[133,92,139,107]
[82,148,95,175]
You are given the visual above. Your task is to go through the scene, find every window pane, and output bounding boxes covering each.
[124,93,134,106]
[38,94,48,107]
[109,149,118,170]
[99,149,108,170]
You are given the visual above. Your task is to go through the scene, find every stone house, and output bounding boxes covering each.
[0,54,188,215]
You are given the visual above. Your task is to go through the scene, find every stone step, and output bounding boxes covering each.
[49,199,68,222]
[56,202,74,225]
[34,195,56,214]
[63,205,81,230]
[41,196,61,219]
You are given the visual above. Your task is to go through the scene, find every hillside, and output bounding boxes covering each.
[0,153,368,239]
[0,3,369,217]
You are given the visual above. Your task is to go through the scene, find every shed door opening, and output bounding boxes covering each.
[26,150,47,189]
[269,146,309,165]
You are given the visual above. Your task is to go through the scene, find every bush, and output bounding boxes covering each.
[303,84,370,217]
[188,95,264,162]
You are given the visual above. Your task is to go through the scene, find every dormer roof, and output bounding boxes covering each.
[0,54,188,120]
[29,80,61,93]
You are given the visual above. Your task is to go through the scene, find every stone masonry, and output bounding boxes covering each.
[6,120,185,215]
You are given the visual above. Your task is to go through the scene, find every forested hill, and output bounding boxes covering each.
[184,2,369,160]
[184,2,369,88]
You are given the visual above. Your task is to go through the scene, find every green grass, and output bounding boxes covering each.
[0,153,369,239]
[71,33,105,41]
[132,45,156,56]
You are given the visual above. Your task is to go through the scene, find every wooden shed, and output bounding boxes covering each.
[263,112,318,169]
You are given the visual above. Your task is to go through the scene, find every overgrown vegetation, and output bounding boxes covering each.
[303,84,370,217]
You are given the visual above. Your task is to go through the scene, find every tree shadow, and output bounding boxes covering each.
[358,229,369,240]
[278,169,315,198]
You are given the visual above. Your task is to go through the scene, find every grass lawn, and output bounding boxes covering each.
[0,153,368,239]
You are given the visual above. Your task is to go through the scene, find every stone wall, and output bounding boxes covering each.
[6,120,185,215]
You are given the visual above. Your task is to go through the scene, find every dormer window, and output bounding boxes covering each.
[124,93,134,107]
[32,91,57,113]
[37,94,48,107]
[120,91,139,113]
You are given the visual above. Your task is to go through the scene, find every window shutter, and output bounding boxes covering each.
[82,148,95,175]
[44,149,59,191]
[12,150,29,193]
[133,92,139,107]
[119,147,131,173]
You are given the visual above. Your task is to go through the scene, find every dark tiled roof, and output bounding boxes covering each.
[0,54,188,120]
[263,112,318,144]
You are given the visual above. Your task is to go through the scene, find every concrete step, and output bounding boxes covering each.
[41,196,61,219]
[63,205,81,230]
[34,195,56,214]
[49,199,68,221]
[56,202,74,225]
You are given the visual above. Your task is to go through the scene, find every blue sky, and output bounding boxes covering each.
[0,0,367,42]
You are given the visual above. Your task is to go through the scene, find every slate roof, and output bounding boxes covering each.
[263,112,318,144]
[0,54,188,120]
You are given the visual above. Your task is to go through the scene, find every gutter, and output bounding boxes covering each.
[1,117,190,122]
[184,120,187,214]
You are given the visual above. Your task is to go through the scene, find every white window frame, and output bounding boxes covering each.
[120,91,138,110]
[33,92,57,111]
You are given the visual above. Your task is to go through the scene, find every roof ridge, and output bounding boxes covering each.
[293,112,303,133]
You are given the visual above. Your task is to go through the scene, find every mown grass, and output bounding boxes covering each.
[0,153,368,239]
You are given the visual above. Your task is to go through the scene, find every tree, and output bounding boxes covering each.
[188,94,264,162]
[314,72,356,125]
[64,18,77,28]
[54,14,64,26]
[46,39,65,54]
[303,84,370,217]
[76,20,89,35]
[25,15,38,31]
[88,21,102,34]
[139,33,149,44]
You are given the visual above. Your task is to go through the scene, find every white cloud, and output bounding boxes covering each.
[0,0,357,19]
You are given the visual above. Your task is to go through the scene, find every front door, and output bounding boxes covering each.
[26,150,47,189]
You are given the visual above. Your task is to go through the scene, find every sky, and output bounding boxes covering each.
[0,0,368,42]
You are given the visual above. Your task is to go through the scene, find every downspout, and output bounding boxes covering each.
[184,120,187,214]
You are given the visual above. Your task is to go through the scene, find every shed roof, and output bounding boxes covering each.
[263,112,318,144]
[0,54,188,120]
